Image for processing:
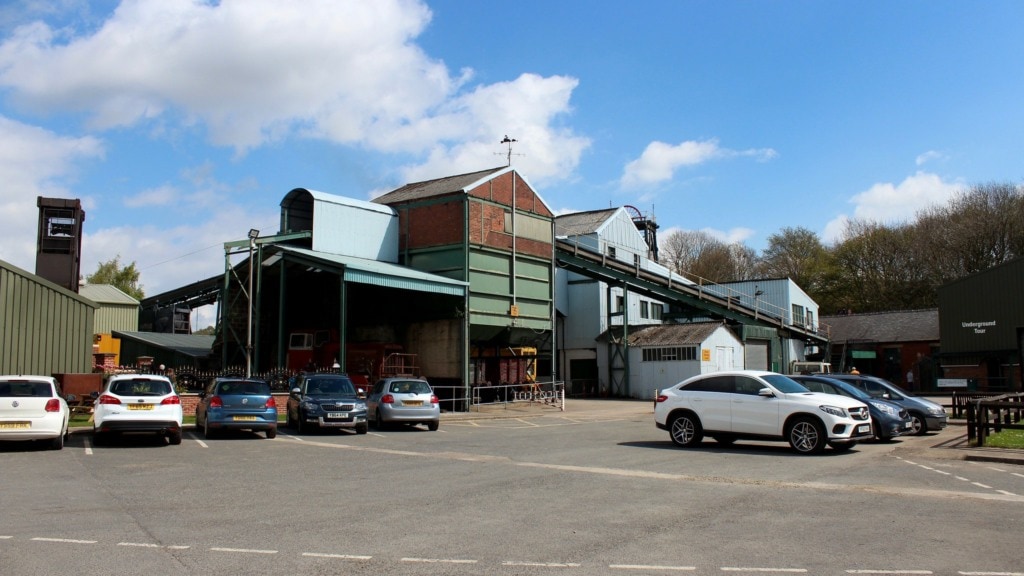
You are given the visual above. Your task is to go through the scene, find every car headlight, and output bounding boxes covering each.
[870,401,898,416]
[302,401,320,413]
[929,406,947,416]
[354,402,367,412]
[818,405,848,418]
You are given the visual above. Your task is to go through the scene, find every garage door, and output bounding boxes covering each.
[744,339,769,370]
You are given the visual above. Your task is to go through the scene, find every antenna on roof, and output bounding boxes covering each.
[498,135,524,166]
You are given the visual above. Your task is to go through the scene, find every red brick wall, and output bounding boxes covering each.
[400,201,464,250]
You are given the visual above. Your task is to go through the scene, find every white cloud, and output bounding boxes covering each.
[915,150,948,166]
[0,115,103,270]
[0,1,588,183]
[821,171,962,244]
[620,139,776,188]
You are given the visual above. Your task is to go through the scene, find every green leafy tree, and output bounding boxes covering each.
[86,256,145,300]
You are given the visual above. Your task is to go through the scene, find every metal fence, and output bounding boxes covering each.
[433,381,565,413]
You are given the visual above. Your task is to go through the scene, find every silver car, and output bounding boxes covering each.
[367,378,440,431]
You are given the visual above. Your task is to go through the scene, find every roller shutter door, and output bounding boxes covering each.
[744,339,769,370]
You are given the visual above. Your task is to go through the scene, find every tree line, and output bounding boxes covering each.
[658,182,1024,315]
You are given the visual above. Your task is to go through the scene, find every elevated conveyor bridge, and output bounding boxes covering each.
[555,238,828,395]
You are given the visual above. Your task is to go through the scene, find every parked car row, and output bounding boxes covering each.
[654,370,948,455]
[3,369,443,450]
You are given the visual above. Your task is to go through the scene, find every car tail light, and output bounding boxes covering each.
[656,394,668,403]
[265,397,277,409]
[97,394,121,405]
[161,396,181,405]
[45,399,61,412]
[209,396,223,408]
[381,394,395,404]
[430,394,439,405]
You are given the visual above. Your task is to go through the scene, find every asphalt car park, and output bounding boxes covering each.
[3,403,1024,575]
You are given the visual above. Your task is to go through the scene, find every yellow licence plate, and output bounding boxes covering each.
[0,422,31,429]
[403,400,423,407]
[127,404,154,411]
[233,416,258,421]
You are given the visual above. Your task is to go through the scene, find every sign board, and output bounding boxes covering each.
[937,378,968,388]
[701,348,711,362]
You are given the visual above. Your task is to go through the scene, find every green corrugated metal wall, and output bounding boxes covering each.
[0,260,96,375]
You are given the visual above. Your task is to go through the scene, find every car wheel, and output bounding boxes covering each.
[375,409,388,431]
[788,417,826,454]
[168,429,183,445]
[356,423,368,434]
[910,413,928,435]
[668,412,703,447]
[203,419,215,439]
[266,427,277,439]
[49,433,64,450]
[427,420,439,431]
[295,414,307,434]
[829,441,855,452]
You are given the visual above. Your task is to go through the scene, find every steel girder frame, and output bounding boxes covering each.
[606,282,629,397]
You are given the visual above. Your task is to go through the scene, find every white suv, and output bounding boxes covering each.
[93,374,183,445]
[654,370,872,454]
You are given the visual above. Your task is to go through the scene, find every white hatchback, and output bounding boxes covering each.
[654,370,873,454]
[93,374,183,445]
[0,375,70,450]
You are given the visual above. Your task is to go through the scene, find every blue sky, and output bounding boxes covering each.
[1,0,1022,329]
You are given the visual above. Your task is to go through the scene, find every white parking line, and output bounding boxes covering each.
[0,536,12,539]
[402,557,477,564]
[959,571,1024,575]
[721,568,807,573]
[301,552,372,560]
[972,482,993,489]
[118,542,190,550]
[503,561,582,567]
[610,564,696,571]
[31,537,97,544]
[845,571,933,574]
[210,547,277,554]
[843,565,933,569]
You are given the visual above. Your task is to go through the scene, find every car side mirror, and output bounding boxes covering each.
[291,387,301,396]
[758,388,775,398]
[198,391,206,398]
[357,387,366,399]
[882,392,891,399]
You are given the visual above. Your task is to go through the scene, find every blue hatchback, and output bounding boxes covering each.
[792,375,913,441]
[196,378,278,439]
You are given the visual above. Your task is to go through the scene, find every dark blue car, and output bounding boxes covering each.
[195,378,278,439]
[791,375,913,441]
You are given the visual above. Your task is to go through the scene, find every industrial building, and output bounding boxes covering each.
[938,257,1024,392]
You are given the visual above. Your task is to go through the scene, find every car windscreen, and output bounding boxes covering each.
[306,378,355,396]
[0,381,53,397]
[110,378,171,396]
[389,380,431,394]
[762,374,810,394]
[218,380,271,395]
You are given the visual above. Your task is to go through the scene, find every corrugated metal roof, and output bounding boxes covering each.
[626,322,731,346]
[274,246,467,297]
[112,331,215,358]
[597,322,729,345]
[80,284,139,306]
[821,309,939,343]
[372,166,510,204]
[554,208,619,237]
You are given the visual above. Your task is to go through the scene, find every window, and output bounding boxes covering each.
[606,245,616,259]
[615,295,624,312]
[792,304,805,326]
[806,310,815,329]
[642,346,698,362]
[640,301,649,319]
[651,304,663,320]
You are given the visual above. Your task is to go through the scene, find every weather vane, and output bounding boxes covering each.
[498,135,524,166]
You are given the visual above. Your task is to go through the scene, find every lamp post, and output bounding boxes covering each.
[246,228,259,378]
